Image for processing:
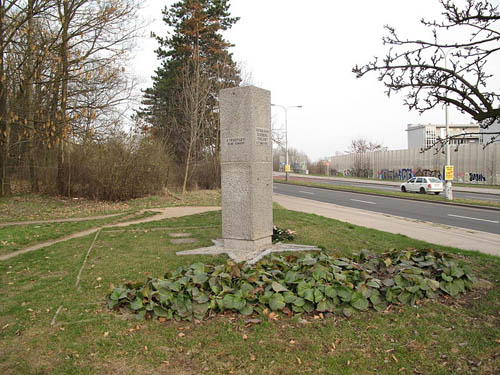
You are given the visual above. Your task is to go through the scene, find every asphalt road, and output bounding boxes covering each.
[273,182,500,235]
[289,176,500,202]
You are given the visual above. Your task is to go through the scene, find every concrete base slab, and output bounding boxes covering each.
[171,238,197,244]
[169,233,193,238]
[176,239,321,264]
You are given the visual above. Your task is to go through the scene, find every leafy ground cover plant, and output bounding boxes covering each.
[108,248,475,321]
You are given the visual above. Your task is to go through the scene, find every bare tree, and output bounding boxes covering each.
[346,138,387,177]
[353,0,500,149]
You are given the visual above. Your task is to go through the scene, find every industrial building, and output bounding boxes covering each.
[406,123,480,149]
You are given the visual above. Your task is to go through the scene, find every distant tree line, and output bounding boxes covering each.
[0,0,144,198]
[0,0,242,200]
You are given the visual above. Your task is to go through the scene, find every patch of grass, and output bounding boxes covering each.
[0,194,131,223]
[127,189,221,209]
[0,211,162,257]
[0,208,498,374]
[275,178,500,209]
[0,190,221,223]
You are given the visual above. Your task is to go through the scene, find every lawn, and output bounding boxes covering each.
[0,195,498,375]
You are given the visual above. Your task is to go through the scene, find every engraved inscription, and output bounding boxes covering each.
[226,137,246,146]
[256,127,270,145]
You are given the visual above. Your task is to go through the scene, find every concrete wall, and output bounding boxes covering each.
[329,143,500,185]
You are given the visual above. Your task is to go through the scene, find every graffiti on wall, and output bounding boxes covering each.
[376,168,443,180]
[457,172,487,182]
[414,168,442,178]
[467,172,487,182]
[377,168,415,180]
[469,173,486,182]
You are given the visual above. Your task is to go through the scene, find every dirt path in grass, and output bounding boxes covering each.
[0,206,221,261]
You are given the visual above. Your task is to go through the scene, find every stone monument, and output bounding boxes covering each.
[220,86,273,259]
[177,86,319,263]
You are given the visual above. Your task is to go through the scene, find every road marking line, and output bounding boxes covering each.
[299,191,315,195]
[350,199,376,205]
[359,185,394,190]
[448,214,499,224]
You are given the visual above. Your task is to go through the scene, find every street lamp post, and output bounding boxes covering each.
[438,47,455,200]
[271,104,302,181]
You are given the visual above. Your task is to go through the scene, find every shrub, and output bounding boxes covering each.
[65,134,172,201]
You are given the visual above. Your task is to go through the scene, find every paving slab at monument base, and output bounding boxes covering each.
[176,239,321,264]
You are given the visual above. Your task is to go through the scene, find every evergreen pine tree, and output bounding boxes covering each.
[140,0,241,191]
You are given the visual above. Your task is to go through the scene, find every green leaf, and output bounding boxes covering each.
[333,259,350,267]
[450,266,464,278]
[194,292,210,304]
[317,300,334,312]
[385,288,394,302]
[314,288,324,303]
[427,279,440,291]
[192,302,210,319]
[407,285,420,294]
[303,289,315,302]
[209,277,221,294]
[297,281,309,297]
[165,280,181,292]
[130,297,143,311]
[462,264,473,276]
[284,271,297,283]
[269,293,285,311]
[369,293,382,306]
[240,283,254,298]
[373,302,387,312]
[366,280,380,289]
[325,285,337,298]
[272,281,289,293]
[301,254,317,266]
[292,297,305,307]
[394,275,406,287]
[398,291,413,305]
[283,291,296,304]
[351,292,369,311]
[153,305,169,317]
[239,304,253,316]
[191,262,205,274]
[222,294,236,310]
[334,273,346,281]
[336,287,352,302]
[303,301,315,313]
[441,273,453,282]
[382,278,394,287]
[343,307,355,318]
[192,273,209,285]
[110,287,126,301]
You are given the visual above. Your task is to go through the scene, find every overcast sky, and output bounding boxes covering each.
[132,0,493,161]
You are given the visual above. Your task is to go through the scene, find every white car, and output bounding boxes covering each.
[400,177,444,195]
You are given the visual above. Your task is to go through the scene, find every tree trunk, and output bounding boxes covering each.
[26,0,38,192]
[182,138,193,194]
[56,0,70,195]
[0,3,11,196]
